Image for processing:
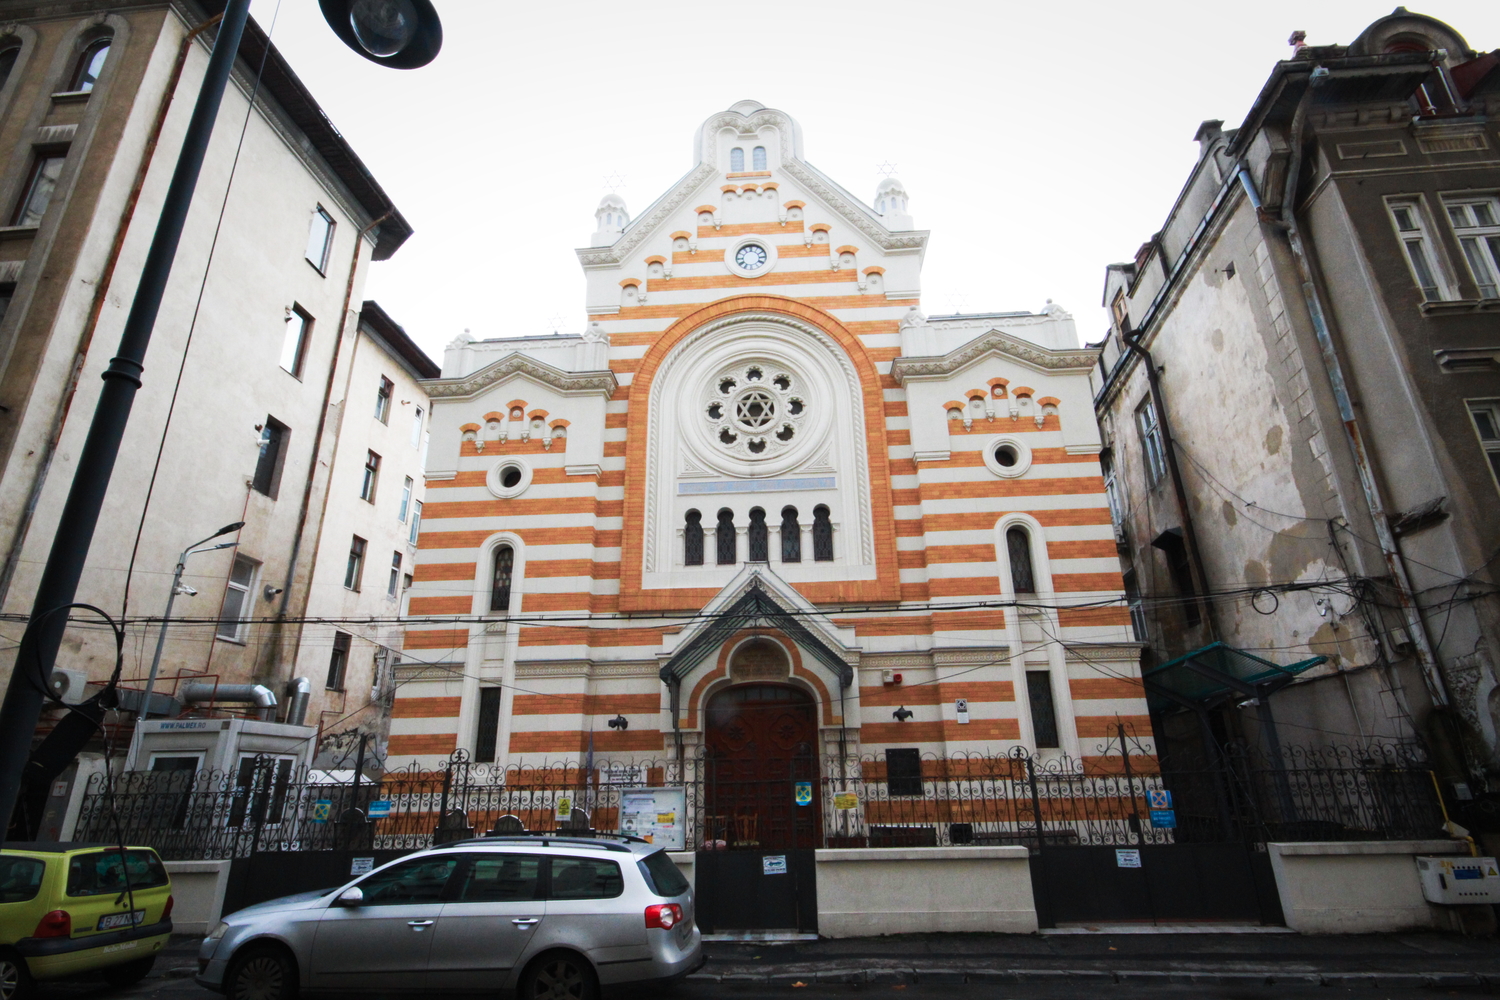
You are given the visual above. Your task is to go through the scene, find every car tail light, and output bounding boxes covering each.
[645,903,682,930]
[163,895,175,921]
[33,910,71,939]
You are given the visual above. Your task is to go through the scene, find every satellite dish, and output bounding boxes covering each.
[319,0,442,69]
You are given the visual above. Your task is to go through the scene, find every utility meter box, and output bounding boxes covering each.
[1415,856,1500,904]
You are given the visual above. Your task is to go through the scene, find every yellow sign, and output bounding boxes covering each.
[555,796,573,821]
[657,813,675,824]
[833,792,858,810]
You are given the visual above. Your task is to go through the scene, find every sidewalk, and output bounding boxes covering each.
[695,931,1500,987]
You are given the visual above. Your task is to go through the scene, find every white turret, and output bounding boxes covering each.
[874,176,913,231]
[591,193,629,247]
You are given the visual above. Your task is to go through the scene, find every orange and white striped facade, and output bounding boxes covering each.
[393,102,1149,771]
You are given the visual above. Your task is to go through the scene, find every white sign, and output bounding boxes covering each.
[956,698,970,724]
[1115,849,1142,868]
[617,787,686,850]
[762,855,788,875]
[350,857,375,876]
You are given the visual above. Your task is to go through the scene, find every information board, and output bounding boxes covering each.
[618,787,687,850]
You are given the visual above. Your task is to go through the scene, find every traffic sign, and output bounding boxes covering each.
[1147,789,1173,810]
[794,781,812,806]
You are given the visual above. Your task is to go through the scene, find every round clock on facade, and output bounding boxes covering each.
[735,243,768,271]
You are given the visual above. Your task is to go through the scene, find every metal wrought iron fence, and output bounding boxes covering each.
[73,742,1445,860]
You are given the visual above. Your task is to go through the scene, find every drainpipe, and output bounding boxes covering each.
[0,12,226,607]
[1260,74,1449,709]
[1120,327,1218,639]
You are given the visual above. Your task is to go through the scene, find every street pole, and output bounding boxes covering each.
[0,0,253,834]
[140,528,242,720]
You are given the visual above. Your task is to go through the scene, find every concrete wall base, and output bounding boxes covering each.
[164,860,232,935]
[814,846,1037,937]
[1267,840,1466,934]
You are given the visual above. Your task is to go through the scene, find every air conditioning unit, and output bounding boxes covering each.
[46,667,91,705]
[1416,856,1500,904]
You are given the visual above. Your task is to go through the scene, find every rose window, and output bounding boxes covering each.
[704,363,806,459]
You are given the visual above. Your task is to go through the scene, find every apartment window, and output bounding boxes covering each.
[280,306,311,376]
[12,153,66,227]
[1006,527,1036,594]
[474,687,503,763]
[1444,198,1500,299]
[885,748,923,796]
[780,507,801,562]
[375,376,393,423]
[1122,568,1147,643]
[1110,291,1129,331]
[716,510,736,565]
[752,145,767,170]
[409,500,422,545]
[683,510,704,566]
[344,536,366,591]
[305,206,335,273]
[1026,670,1060,749]
[216,556,257,642]
[1152,528,1202,627]
[1136,398,1166,486]
[490,545,514,612]
[327,632,351,691]
[1469,401,1500,490]
[398,476,413,522]
[730,147,744,172]
[70,38,109,92]
[0,45,20,92]
[1101,448,1124,526]
[360,450,380,502]
[1387,199,1448,301]
[252,418,289,499]
[388,551,402,598]
[0,283,14,326]
[410,407,424,448]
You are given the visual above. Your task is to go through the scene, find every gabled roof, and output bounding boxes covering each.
[658,569,856,688]
[422,351,616,400]
[891,327,1099,383]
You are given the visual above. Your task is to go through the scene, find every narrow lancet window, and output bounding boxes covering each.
[748,508,768,561]
[491,545,514,611]
[812,505,833,562]
[684,510,704,566]
[780,507,801,562]
[716,510,736,565]
[1007,527,1035,594]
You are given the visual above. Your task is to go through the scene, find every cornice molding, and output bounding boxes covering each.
[891,329,1099,383]
[423,352,617,400]
[575,162,718,268]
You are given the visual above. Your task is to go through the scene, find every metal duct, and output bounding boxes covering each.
[180,682,278,721]
[283,677,311,727]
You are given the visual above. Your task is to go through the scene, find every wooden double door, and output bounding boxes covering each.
[703,683,821,851]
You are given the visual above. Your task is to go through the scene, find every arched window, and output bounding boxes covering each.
[0,44,20,92]
[1007,527,1035,594]
[730,147,745,172]
[780,507,801,562]
[812,506,833,562]
[752,146,767,170]
[71,38,109,93]
[748,508,768,561]
[684,510,704,566]
[490,545,514,612]
[716,509,736,565]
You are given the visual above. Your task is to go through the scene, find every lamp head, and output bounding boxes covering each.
[892,706,914,722]
[606,714,629,730]
[215,521,246,538]
[320,0,442,69]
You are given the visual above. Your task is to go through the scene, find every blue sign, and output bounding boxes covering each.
[1146,789,1173,810]
[367,799,392,820]
[1149,809,1177,829]
[793,781,812,806]
[311,800,332,823]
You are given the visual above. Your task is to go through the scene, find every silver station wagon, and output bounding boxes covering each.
[195,836,701,1000]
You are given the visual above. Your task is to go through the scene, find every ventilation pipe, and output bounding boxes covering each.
[180,682,278,721]
[283,677,311,727]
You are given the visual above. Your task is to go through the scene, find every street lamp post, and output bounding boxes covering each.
[139,522,245,720]
[0,0,443,833]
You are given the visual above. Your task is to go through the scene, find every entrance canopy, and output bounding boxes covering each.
[1142,641,1326,713]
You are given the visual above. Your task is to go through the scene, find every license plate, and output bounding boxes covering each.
[98,910,146,931]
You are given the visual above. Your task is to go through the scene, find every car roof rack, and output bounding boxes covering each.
[441,832,647,853]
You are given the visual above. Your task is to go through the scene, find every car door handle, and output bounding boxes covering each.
[408,920,435,928]
[511,918,539,927]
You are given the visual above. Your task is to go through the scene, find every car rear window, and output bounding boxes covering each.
[549,857,623,900]
[638,851,689,897]
[0,856,46,903]
[65,850,168,897]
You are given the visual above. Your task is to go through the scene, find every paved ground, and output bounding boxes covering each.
[25,931,1500,998]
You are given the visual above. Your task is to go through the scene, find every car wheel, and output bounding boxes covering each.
[102,955,156,986]
[519,951,598,1000]
[225,945,298,1000]
[0,951,34,1000]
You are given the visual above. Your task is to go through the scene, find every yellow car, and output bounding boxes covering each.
[0,843,173,999]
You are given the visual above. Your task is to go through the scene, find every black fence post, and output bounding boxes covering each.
[1025,752,1044,851]
[1119,723,1142,845]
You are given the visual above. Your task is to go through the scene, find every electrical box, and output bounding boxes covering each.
[1416,856,1500,904]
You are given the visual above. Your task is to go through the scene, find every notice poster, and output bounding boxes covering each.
[618,787,687,850]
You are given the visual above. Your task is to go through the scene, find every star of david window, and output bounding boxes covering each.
[704,363,806,459]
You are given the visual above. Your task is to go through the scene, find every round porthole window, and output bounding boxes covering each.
[724,236,778,278]
[486,459,533,498]
[982,436,1032,479]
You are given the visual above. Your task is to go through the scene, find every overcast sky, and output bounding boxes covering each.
[244,0,1495,363]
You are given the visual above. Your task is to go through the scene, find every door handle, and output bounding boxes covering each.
[511,918,539,927]
[407,920,435,928]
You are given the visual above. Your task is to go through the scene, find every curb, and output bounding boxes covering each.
[684,968,1494,987]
